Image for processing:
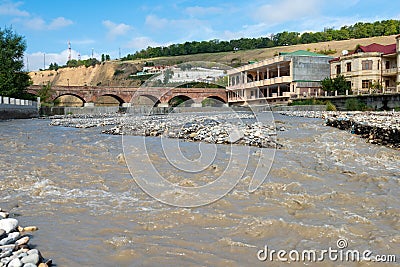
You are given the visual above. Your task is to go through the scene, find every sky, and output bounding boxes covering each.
[1,0,400,71]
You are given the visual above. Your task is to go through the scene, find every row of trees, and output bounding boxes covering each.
[65,58,100,68]
[46,54,110,71]
[122,20,400,60]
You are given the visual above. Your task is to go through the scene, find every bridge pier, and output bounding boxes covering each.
[191,102,202,107]
[84,102,95,107]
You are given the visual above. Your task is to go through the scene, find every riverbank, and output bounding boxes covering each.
[280,110,400,148]
[0,209,51,267]
[49,112,284,148]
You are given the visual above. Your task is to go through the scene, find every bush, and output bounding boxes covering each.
[345,98,366,111]
[289,98,325,106]
[114,69,124,75]
[325,101,337,111]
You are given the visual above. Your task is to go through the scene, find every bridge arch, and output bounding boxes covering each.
[54,93,85,107]
[131,94,161,107]
[95,94,125,106]
[201,95,227,107]
[168,95,194,107]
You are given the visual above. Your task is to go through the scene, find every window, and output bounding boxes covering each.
[362,80,371,89]
[346,62,352,72]
[386,61,390,69]
[362,60,373,70]
[336,64,341,74]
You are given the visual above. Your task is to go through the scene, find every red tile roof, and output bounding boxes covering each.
[357,43,396,55]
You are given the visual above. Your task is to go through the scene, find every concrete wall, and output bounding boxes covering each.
[0,96,39,119]
[40,106,120,116]
[271,105,326,111]
[315,94,400,110]
[292,56,331,82]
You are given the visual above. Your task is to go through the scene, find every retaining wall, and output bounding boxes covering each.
[271,105,326,112]
[0,96,39,119]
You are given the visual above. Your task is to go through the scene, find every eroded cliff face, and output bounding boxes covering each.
[29,61,143,87]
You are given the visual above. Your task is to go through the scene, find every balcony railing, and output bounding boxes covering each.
[228,76,292,89]
[382,68,398,75]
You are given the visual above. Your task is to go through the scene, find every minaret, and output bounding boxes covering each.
[68,40,72,62]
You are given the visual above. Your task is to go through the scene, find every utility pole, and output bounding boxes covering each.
[68,40,72,61]
[43,53,46,70]
[91,48,94,59]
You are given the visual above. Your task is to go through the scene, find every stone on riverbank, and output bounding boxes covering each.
[49,112,284,149]
[0,218,18,233]
[280,110,400,148]
[0,211,51,267]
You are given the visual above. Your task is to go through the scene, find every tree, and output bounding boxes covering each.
[333,75,351,95]
[321,77,335,94]
[321,75,351,95]
[48,62,59,71]
[36,81,54,107]
[66,59,79,67]
[0,26,32,99]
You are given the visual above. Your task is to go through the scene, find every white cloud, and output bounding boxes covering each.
[145,15,168,30]
[102,20,132,39]
[126,36,161,50]
[144,14,215,42]
[253,0,321,26]
[21,16,73,30]
[24,17,46,30]
[25,49,98,71]
[185,6,222,17]
[0,1,72,30]
[0,1,29,17]
[222,23,271,40]
[48,17,73,30]
[69,39,96,46]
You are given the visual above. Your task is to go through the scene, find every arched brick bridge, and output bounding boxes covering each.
[28,85,228,107]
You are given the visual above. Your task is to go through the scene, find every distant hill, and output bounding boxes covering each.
[122,20,400,61]
[29,35,398,87]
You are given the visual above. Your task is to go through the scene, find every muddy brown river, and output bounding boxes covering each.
[0,113,398,266]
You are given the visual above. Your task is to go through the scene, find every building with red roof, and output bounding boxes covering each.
[330,36,400,94]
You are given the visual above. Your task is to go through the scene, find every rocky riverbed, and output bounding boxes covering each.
[0,209,52,267]
[49,112,284,148]
[280,110,400,148]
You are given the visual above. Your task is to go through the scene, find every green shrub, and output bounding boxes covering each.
[289,98,325,106]
[325,101,337,111]
[345,98,366,111]
[114,69,124,75]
